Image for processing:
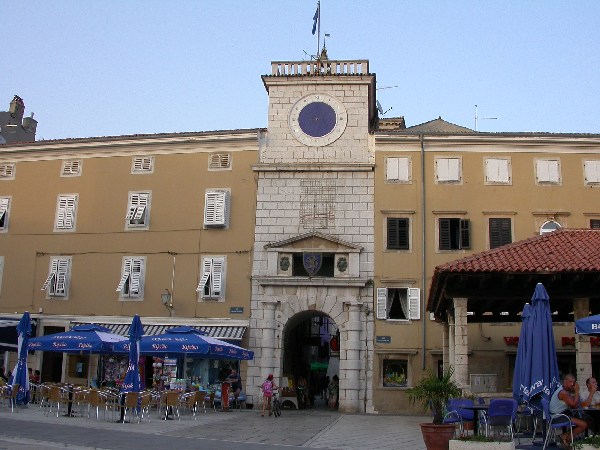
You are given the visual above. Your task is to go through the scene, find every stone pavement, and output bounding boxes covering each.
[0,401,429,450]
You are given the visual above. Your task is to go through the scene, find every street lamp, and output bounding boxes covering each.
[161,289,174,316]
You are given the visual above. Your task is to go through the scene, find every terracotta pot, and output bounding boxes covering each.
[420,423,456,450]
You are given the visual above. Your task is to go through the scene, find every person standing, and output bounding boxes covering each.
[327,375,339,410]
[261,374,277,417]
[225,368,242,400]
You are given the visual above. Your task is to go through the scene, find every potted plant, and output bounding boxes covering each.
[449,434,515,450]
[407,365,462,450]
[573,434,600,449]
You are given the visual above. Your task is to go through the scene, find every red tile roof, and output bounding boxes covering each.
[435,229,600,273]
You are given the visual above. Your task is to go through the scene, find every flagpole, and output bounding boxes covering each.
[317,1,320,59]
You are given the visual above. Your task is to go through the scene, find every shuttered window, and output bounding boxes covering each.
[132,156,154,173]
[376,287,421,320]
[386,157,410,182]
[41,257,71,297]
[196,257,225,300]
[0,197,10,230]
[125,192,150,229]
[591,220,600,229]
[0,163,15,179]
[485,158,511,184]
[209,153,231,170]
[387,218,409,250]
[116,257,145,299]
[61,160,82,176]
[435,157,461,183]
[55,194,78,231]
[204,190,230,227]
[489,218,512,249]
[439,218,470,250]
[536,159,560,184]
[584,160,600,184]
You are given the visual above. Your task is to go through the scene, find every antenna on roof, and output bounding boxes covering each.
[376,100,393,116]
[474,105,498,131]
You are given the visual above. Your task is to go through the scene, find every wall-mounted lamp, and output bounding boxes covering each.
[161,289,174,316]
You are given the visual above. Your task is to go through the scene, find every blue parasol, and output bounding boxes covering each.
[28,324,127,354]
[512,303,531,402]
[121,315,144,393]
[514,283,560,404]
[12,312,31,404]
[575,313,600,335]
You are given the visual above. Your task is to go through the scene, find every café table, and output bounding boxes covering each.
[463,404,489,435]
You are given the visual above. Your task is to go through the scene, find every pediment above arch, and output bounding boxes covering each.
[264,231,363,253]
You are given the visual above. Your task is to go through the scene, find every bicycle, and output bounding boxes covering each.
[271,388,281,417]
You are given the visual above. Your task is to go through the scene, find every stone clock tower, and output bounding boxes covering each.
[247,55,377,413]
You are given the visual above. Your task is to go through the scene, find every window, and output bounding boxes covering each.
[41,257,71,298]
[116,257,145,299]
[485,158,511,184]
[591,219,600,229]
[438,218,470,250]
[536,159,561,184]
[54,194,78,231]
[61,160,82,177]
[584,160,600,185]
[209,152,232,170]
[540,220,561,235]
[435,157,461,183]
[383,359,408,387]
[0,163,15,180]
[196,256,226,300]
[489,218,512,249]
[300,179,336,229]
[0,197,10,231]
[131,156,154,173]
[0,256,4,295]
[125,192,151,229]
[385,157,411,182]
[204,190,230,228]
[376,287,420,320]
[387,218,409,250]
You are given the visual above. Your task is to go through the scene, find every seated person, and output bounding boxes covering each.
[225,368,242,400]
[580,377,600,434]
[549,374,588,448]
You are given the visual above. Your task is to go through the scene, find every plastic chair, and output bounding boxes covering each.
[540,398,574,450]
[0,384,19,413]
[159,391,181,420]
[486,398,518,440]
[86,389,109,421]
[121,392,140,423]
[46,385,70,417]
[139,391,152,422]
[443,398,475,436]
[515,400,541,444]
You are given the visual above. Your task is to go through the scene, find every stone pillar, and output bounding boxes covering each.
[574,298,592,383]
[452,298,469,387]
[261,300,279,375]
[442,322,450,373]
[339,302,363,413]
[448,312,456,374]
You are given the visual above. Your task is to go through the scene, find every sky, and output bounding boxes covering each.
[2,1,599,141]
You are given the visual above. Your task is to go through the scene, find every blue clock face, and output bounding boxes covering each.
[298,102,337,138]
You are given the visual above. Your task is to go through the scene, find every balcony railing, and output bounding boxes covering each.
[270,60,369,76]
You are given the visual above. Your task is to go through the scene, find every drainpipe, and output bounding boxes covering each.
[420,134,427,370]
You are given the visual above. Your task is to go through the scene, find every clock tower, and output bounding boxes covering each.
[248,55,377,413]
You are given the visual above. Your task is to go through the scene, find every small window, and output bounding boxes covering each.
[489,218,512,249]
[204,190,230,228]
[41,257,71,298]
[116,257,145,299]
[209,153,232,170]
[591,219,600,229]
[383,359,408,387]
[131,156,154,174]
[61,160,82,177]
[540,220,561,235]
[485,158,511,184]
[0,197,10,231]
[584,160,600,185]
[536,159,561,184]
[196,256,226,300]
[385,157,411,182]
[435,157,461,183]
[387,218,409,250]
[0,163,15,180]
[438,218,470,250]
[54,194,78,231]
[125,192,151,229]
[376,287,420,320]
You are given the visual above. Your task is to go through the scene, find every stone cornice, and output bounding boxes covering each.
[254,276,370,288]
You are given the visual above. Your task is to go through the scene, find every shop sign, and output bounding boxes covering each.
[503,336,519,346]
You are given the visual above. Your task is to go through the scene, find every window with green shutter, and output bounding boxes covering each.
[489,218,512,249]
[387,218,409,250]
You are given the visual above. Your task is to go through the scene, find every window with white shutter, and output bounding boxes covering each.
[376,287,421,321]
[435,157,461,183]
[0,163,15,180]
[61,160,82,177]
[54,194,78,231]
[196,256,226,300]
[41,257,71,298]
[204,190,230,228]
[385,157,411,182]
[536,159,561,184]
[584,160,600,185]
[0,197,10,231]
[125,192,151,229]
[209,152,232,170]
[485,158,511,184]
[131,156,154,173]
[116,257,145,299]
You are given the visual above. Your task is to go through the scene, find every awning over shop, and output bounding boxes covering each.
[0,317,38,352]
[71,321,247,341]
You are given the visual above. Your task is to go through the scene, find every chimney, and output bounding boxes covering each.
[22,113,37,135]
[9,95,25,121]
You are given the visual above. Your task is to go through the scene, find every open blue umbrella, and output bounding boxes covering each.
[115,326,253,360]
[514,283,560,404]
[575,313,600,335]
[28,324,127,353]
[121,315,144,393]
[11,312,31,405]
[512,303,531,403]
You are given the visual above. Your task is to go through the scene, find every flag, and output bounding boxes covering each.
[312,3,319,35]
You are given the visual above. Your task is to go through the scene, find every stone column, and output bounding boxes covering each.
[261,300,279,375]
[448,312,456,374]
[452,298,469,387]
[574,298,592,382]
[442,322,450,373]
[339,302,363,413]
